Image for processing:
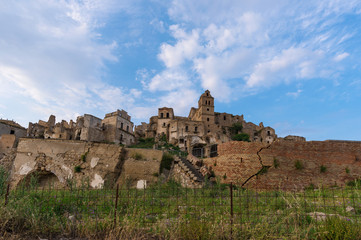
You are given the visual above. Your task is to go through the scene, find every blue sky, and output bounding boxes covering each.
[1,0,361,141]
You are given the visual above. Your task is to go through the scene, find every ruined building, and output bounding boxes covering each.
[0,119,27,154]
[27,109,135,146]
[136,90,277,157]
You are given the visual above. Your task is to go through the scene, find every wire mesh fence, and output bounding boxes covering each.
[2,182,361,238]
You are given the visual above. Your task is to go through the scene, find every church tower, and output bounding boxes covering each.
[196,90,215,132]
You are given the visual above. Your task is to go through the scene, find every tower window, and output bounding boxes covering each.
[121,122,123,129]
[185,126,188,132]
[166,112,169,118]
[127,126,129,132]
[224,116,226,120]
[209,101,211,105]
[163,123,166,127]
[10,130,15,134]
[207,108,209,111]
[207,118,209,122]
[160,113,164,118]
[267,131,271,136]
[195,126,198,132]
[206,92,209,96]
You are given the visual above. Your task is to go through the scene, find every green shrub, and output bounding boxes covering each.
[295,160,304,170]
[132,152,144,160]
[273,158,279,168]
[346,167,350,174]
[0,166,8,195]
[320,165,327,173]
[258,166,269,175]
[317,217,361,240]
[74,165,82,173]
[346,179,361,188]
[230,122,243,134]
[81,152,88,162]
[128,138,155,149]
[231,133,250,142]
[159,153,174,174]
[223,173,227,180]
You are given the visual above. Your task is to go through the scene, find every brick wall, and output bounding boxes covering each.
[204,140,361,190]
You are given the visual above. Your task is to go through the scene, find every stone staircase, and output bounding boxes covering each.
[173,156,204,184]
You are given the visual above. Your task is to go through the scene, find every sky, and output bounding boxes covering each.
[0,0,361,141]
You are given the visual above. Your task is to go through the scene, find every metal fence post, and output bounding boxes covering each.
[114,184,119,228]
[4,183,10,206]
[230,182,233,238]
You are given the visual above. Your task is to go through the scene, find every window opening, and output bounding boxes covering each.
[10,130,15,134]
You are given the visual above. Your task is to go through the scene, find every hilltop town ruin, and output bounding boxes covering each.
[1,90,361,190]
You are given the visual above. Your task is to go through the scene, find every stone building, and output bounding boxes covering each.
[27,109,135,146]
[139,90,277,157]
[0,119,26,153]
[102,109,135,145]
[0,119,27,139]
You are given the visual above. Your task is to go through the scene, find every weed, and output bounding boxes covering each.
[132,152,143,160]
[74,165,82,173]
[81,152,88,162]
[295,160,304,170]
[346,167,350,174]
[273,157,280,168]
[320,165,327,173]
[0,166,9,195]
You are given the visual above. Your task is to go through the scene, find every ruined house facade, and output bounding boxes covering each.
[0,119,27,153]
[137,90,277,157]
[27,109,135,146]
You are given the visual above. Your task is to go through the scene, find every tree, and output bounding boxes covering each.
[231,133,250,142]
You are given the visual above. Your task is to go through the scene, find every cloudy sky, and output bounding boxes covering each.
[1,0,361,141]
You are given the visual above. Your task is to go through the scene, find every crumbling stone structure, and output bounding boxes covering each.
[140,90,277,157]
[27,109,135,146]
[0,119,26,155]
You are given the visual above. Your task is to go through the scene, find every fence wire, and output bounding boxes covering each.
[2,183,361,237]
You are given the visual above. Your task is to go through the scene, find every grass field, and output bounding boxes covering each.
[1,177,361,239]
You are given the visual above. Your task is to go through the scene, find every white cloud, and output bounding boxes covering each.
[0,0,143,124]
[158,25,202,68]
[148,69,193,92]
[333,52,349,62]
[286,89,303,98]
[159,89,199,116]
[150,0,361,103]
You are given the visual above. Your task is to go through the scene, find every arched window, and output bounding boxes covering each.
[166,112,169,118]
[160,113,164,118]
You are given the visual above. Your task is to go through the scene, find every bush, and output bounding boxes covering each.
[320,165,327,173]
[295,160,304,170]
[230,122,243,135]
[81,152,88,162]
[273,158,279,168]
[232,133,250,142]
[128,138,155,149]
[132,152,143,160]
[346,167,350,174]
[74,166,82,173]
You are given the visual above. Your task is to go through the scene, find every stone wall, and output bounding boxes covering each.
[204,140,361,190]
[10,138,125,189]
[116,148,164,186]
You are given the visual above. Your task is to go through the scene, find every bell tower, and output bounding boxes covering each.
[197,90,215,132]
